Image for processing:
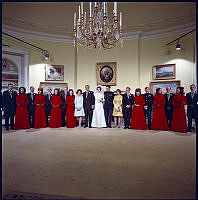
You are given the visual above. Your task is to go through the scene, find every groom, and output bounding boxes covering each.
[83,85,95,128]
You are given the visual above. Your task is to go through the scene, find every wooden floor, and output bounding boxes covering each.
[2,127,196,199]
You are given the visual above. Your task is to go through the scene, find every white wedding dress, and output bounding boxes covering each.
[91,89,107,128]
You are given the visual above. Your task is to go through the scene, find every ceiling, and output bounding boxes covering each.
[2,2,196,40]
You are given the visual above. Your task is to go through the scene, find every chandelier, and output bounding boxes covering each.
[73,2,123,50]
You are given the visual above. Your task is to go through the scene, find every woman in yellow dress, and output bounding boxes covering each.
[113,89,123,128]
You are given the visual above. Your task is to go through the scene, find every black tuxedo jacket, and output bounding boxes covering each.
[2,90,17,115]
[60,92,69,110]
[83,91,95,109]
[186,92,198,116]
[122,93,134,111]
[45,93,53,113]
[27,93,37,113]
[164,93,174,109]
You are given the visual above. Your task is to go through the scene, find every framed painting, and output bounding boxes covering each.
[45,64,64,81]
[39,82,68,94]
[152,64,176,80]
[96,62,117,86]
[150,80,181,95]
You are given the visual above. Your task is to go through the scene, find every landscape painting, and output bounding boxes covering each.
[152,64,176,80]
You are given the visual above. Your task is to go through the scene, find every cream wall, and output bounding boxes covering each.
[2,32,196,94]
[140,32,196,93]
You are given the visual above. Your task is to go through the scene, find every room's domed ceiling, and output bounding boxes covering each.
[2,2,196,41]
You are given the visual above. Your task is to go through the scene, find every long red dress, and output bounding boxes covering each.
[49,95,62,128]
[66,95,77,128]
[151,94,168,130]
[34,94,46,128]
[130,96,146,130]
[15,94,30,130]
[171,95,187,133]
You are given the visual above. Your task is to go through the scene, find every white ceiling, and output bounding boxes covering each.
[2,2,196,40]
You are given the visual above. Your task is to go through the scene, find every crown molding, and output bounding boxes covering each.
[2,23,196,44]
[2,25,74,43]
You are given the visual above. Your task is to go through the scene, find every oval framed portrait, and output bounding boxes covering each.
[96,62,117,86]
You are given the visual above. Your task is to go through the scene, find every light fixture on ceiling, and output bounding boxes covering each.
[166,29,195,51]
[44,51,49,59]
[73,2,123,50]
[2,32,50,60]
[176,40,181,50]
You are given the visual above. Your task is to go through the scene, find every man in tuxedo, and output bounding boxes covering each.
[164,86,174,130]
[83,85,95,128]
[27,86,37,128]
[143,87,153,130]
[104,86,114,128]
[45,87,53,127]
[186,84,198,132]
[60,87,69,127]
[122,87,134,129]
[2,83,17,130]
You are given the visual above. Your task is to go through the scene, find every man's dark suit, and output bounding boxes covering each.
[45,93,53,127]
[164,93,174,130]
[122,93,134,128]
[186,92,198,132]
[27,92,37,128]
[83,91,95,128]
[2,89,17,130]
[60,91,69,127]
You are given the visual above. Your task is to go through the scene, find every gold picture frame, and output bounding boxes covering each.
[45,64,64,81]
[150,80,181,95]
[96,62,117,86]
[39,82,68,94]
[152,64,176,80]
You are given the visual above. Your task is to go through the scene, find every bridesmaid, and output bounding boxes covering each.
[66,89,78,128]
[49,88,62,128]
[74,89,85,128]
[15,87,30,130]
[130,88,146,130]
[34,88,46,128]
[112,89,123,128]
[171,87,188,133]
[151,88,168,131]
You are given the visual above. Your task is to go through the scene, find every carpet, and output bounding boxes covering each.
[3,191,84,200]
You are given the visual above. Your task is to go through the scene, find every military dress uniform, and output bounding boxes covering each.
[142,93,153,130]
[104,91,114,128]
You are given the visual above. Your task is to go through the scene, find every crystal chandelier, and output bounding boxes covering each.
[73,2,123,50]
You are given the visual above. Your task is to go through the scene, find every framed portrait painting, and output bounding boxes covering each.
[152,64,176,80]
[150,80,180,95]
[45,64,64,81]
[96,62,117,86]
[39,82,68,94]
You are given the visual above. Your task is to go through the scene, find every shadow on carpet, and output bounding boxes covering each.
[3,191,85,200]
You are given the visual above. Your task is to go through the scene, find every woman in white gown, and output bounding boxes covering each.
[91,86,107,128]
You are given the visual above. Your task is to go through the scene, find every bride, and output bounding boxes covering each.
[91,85,107,128]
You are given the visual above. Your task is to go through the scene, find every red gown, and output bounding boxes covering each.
[66,95,77,128]
[34,94,46,128]
[130,96,146,130]
[151,94,168,131]
[49,95,62,128]
[15,94,30,130]
[171,95,187,133]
